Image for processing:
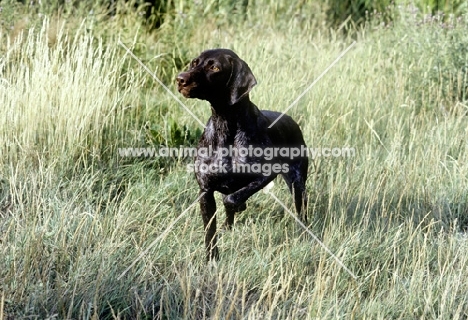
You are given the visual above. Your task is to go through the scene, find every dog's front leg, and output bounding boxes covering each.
[200,190,219,260]
[224,175,277,209]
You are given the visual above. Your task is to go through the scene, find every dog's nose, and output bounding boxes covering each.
[176,72,190,86]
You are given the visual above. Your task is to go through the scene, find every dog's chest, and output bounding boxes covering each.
[197,132,266,168]
[195,125,270,186]
[194,114,274,192]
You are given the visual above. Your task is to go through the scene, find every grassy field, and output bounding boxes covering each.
[1,1,468,319]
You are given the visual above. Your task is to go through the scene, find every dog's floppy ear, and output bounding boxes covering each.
[226,56,257,105]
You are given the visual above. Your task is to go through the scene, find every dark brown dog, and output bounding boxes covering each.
[176,49,308,260]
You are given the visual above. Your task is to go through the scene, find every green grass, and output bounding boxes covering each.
[1,1,468,319]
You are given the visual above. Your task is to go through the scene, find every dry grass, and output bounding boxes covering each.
[1,2,468,319]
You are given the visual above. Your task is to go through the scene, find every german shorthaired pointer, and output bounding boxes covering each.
[176,49,308,260]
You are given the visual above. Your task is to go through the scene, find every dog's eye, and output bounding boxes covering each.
[210,65,220,72]
[191,59,198,68]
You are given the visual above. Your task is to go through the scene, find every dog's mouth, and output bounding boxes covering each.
[178,84,199,98]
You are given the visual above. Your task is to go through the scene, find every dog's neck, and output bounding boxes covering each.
[209,96,259,122]
[204,97,260,144]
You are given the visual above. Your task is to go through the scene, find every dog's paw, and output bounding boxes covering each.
[223,195,247,212]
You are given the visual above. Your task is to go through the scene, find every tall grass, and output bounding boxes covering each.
[0,20,136,170]
[1,1,468,319]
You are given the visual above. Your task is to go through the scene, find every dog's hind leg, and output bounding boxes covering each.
[282,160,308,223]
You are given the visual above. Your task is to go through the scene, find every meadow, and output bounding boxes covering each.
[1,0,468,318]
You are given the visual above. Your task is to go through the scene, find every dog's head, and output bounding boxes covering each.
[176,49,257,106]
